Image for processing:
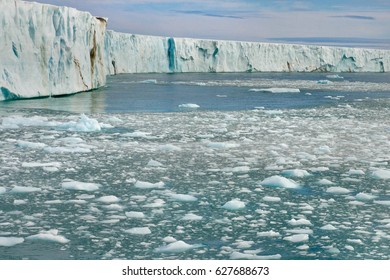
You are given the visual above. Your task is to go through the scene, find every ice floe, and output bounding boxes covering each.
[154,241,202,253]
[61,180,100,192]
[26,230,69,244]
[124,227,151,235]
[134,181,165,189]
[326,187,351,194]
[283,234,309,243]
[0,237,24,247]
[222,199,246,210]
[260,176,300,189]
[10,186,41,193]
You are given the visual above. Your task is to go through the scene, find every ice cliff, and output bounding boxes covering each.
[1,0,390,100]
[105,34,389,75]
[0,0,106,100]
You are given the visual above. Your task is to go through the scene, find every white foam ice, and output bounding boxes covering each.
[134,181,165,189]
[0,187,7,195]
[96,195,120,203]
[326,187,351,194]
[154,241,202,253]
[347,169,365,176]
[169,193,198,202]
[57,114,101,132]
[283,234,309,243]
[260,176,300,189]
[10,186,41,193]
[207,142,240,149]
[125,211,146,219]
[178,103,200,109]
[122,131,152,138]
[1,116,59,128]
[44,146,91,153]
[124,227,151,235]
[249,88,300,93]
[26,229,69,244]
[317,179,335,185]
[22,162,62,168]
[0,237,24,247]
[222,199,246,211]
[230,251,282,260]
[61,180,100,192]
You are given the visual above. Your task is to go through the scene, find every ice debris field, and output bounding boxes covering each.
[1,99,390,260]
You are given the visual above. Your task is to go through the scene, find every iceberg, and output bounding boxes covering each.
[1,0,390,100]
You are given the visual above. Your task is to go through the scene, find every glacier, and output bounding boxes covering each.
[1,0,390,100]
[0,0,106,100]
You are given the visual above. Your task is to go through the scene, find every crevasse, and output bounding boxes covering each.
[1,0,390,100]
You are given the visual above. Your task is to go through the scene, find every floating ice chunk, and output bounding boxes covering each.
[103,204,123,211]
[230,252,282,260]
[249,88,300,93]
[182,213,203,221]
[0,237,24,247]
[134,181,165,189]
[57,137,84,144]
[26,230,69,244]
[147,159,164,167]
[288,218,312,226]
[58,114,101,132]
[257,230,281,237]
[158,144,182,152]
[169,193,198,202]
[260,176,300,189]
[371,169,390,180]
[347,239,364,245]
[281,169,311,178]
[355,193,377,201]
[327,247,340,254]
[222,199,246,211]
[297,244,310,250]
[22,162,62,168]
[61,180,100,192]
[125,211,145,219]
[124,227,151,235]
[10,186,41,193]
[374,200,390,206]
[122,131,151,138]
[348,169,365,176]
[283,234,309,243]
[44,146,91,153]
[143,199,166,208]
[207,142,240,149]
[139,79,157,84]
[326,187,351,194]
[17,140,46,149]
[263,196,281,202]
[1,116,59,128]
[0,187,7,194]
[315,145,331,154]
[96,196,120,204]
[14,199,27,205]
[345,245,354,251]
[231,166,250,173]
[317,179,334,185]
[162,236,177,243]
[154,241,201,253]
[326,74,344,79]
[178,103,200,109]
[321,224,337,231]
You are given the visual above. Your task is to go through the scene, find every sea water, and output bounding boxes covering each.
[0,72,389,259]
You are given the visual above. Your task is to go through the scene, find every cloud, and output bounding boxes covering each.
[172,10,243,19]
[330,15,376,20]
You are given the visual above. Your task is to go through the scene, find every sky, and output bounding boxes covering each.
[25,0,390,48]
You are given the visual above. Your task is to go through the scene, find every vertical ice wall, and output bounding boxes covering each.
[105,34,389,75]
[0,0,106,100]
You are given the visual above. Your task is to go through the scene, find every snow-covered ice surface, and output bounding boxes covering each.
[1,74,390,260]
